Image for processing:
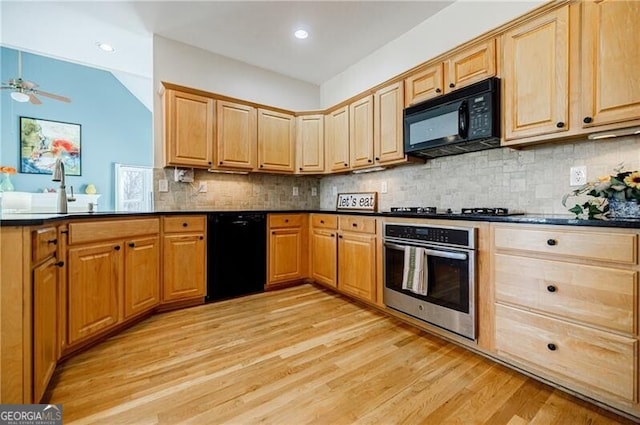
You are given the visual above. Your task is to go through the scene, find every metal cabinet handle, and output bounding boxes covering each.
[344,163,348,167]
[285,219,289,223]
[546,239,557,246]
[367,159,372,163]
[547,285,557,293]
[375,157,380,161]
[299,167,303,171]
[219,161,223,165]
[199,236,204,240]
[260,164,264,168]
[55,261,64,268]
[556,122,565,128]
[352,223,358,227]
[583,117,593,124]
[183,222,188,227]
[47,239,58,245]
[449,83,455,88]
[114,245,121,251]
[330,234,335,237]
[435,88,442,94]
[60,230,69,235]
[547,343,557,351]
[128,242,135,248]
[338,235,343,239]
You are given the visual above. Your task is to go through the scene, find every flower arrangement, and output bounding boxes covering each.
[0,166,17,174]
[562,164,640,219]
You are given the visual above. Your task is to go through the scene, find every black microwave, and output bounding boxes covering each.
[403,77,501,158]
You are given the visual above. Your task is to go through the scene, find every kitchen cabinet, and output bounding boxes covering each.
[162,216,206,302]
[124,236,160,318]
[267,213,308,287]
[32,226,62,403]
[374,81,405,165]
[404,38,496,107]
[310,214,338,287]
[296,114,324,174]
[581,0,640,129]
[163,89,214,168]
[66,218,160,346]
[215,100,257,170]
[502,6,569,142]
[325,106,350,172]
[337,216,377,303]
[257,108,296,173]
[492,223,639,409]
[349,95,375,169]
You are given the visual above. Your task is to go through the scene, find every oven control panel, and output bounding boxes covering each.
[385,224,473,248]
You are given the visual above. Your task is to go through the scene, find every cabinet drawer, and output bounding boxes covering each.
[69,218,160,245]
[495,304,637,403]
[311,214,337,229]
[339,216,376,234]
[269,214,303,228]
[494,226,637,265]
[495,254,637,334]
[32,227,58,263]
[163,215,206,233]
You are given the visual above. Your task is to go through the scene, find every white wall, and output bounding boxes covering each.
[320,1,545,108]
[153,35,321,166]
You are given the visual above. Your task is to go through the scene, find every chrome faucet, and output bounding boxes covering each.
[52,158,75,213]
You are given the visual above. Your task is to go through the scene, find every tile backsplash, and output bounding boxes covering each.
[320,135,640,215]
[153,135,639,214]
[154,169,321,211]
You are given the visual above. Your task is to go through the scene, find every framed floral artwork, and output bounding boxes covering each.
[20,116,81,175]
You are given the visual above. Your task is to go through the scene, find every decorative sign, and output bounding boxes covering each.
[336,192,378,211]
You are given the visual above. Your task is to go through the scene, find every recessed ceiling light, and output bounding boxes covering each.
[294,29,308,40]
[96,42,115,52]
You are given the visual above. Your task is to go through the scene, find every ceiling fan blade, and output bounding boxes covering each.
[1,86,14,90]
[29,93,43,105]
[35,90,71,103]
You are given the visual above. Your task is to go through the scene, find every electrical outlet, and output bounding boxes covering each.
[381,181,388,194]
[158,179,169,192]
[311,187,317,196]
[174,168,194,183]
[198,182,207,193]
[293,186,299,196]
[570,166,587,186]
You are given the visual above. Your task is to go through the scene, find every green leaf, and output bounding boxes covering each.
[568,205,583,217]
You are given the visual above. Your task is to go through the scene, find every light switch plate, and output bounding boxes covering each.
[293,186,299,196]
[381,181,388,194]
[311,187,317,196]
[158,179,169,192]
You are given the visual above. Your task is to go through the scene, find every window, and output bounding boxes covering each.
[115,163,153,212]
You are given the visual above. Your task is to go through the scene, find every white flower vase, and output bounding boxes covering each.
[608,198,640,219]
[0,173,15,192]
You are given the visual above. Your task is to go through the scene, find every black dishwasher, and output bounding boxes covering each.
[206,212,266,302]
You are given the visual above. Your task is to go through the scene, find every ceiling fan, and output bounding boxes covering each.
[1,50,72,105]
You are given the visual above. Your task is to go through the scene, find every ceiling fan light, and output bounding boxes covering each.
[10,91,30,103]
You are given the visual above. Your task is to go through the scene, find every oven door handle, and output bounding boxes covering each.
[384,242,468,261]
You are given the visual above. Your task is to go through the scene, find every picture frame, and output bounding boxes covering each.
[19,116,81,176]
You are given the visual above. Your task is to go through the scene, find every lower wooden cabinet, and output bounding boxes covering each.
[33,257,60,402]
[67,242,122,346]
[124,237,160,318]
[310,214,338,287]
[267,214,308,287]
[337,230,376,302]
[162,216,206,302]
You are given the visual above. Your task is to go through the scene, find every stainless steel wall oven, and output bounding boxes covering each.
[383,223,477,340]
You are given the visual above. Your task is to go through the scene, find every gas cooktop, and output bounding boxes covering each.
[387,207,524,216]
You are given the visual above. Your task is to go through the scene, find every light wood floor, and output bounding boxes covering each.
[46,284,636,425]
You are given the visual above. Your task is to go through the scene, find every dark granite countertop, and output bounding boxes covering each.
[2,209,639,229]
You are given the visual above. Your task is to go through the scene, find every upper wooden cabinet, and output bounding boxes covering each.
[350,95,375,169]
[257,108,296,173]
[325,106,350,172]
[164,89,214,168]
[374,81,405,165]
[405,39,496,107]
[215,100,257,170]
[502,6,569,142]
[581,0,640,129]
[296,114,324,174]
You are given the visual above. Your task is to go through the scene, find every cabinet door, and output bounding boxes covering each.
[268,228,304,284]
[258,108,296,172]
[374,82,404,164]
[338,232,376,302]
[296,114,324,173]
[68,242,122,345]
[311,229,337,287]
[502,6,569,142]
[350,95,375,169]
[404,63,444,107]
[445,38,496,93]
[215,100,257,170]
[164,89,214,168]
[581,0,640,128]
[326,106,350,172]
[163,234,205,301]
[33,257,58,402]
[124,236,160,318]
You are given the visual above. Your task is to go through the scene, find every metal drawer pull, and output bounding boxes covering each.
[546,239,557,246]
[47,239,57,245]
[129,242,135,248]
[547,285,557,293]
[114,245,121,251]
[183,222,188,227]
[547,343,557,351]
[55,261,65,268]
